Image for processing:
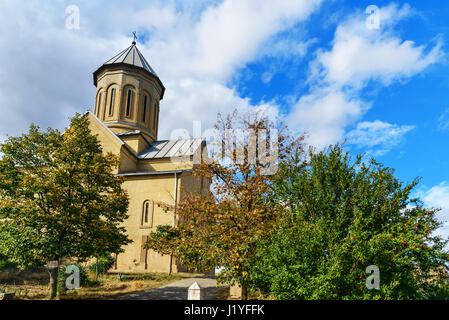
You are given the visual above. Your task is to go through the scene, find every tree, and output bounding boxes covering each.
[89,253,115,280]
[0,114,131,298]
[146,110,304,299]
[249,144,449,299]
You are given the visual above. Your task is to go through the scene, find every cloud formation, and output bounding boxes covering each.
[418,182,449,241]
[346,120,415,156]
[0,0,323,141]
[0,1,443,156]
[288,3,443,150]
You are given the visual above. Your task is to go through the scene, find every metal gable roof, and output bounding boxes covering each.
[138,138,204,159]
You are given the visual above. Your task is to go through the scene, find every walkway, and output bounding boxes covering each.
[121,275,228,300]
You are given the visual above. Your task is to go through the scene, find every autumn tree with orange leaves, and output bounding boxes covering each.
[146,109,305,299]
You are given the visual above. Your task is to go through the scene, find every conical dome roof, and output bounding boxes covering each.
[93,41,165,99]
[103,42,159,77]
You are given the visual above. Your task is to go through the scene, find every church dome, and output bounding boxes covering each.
[92,39,165,143]
[93,42,165,99]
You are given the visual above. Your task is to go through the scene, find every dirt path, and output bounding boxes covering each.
[120,275,227,300]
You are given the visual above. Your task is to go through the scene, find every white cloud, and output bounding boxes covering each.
[289,89,365,148]
[435,222,449,242]
[418,182,449,241]
[346,120,415,156]
[317,37,442,90]
[313,3,442,89]
[189,0,323,81]
[421,182,449,219]
[288,3,443,150]
[159,78,279,138]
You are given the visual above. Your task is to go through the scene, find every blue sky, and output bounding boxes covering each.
[0,0,447,237]
[235,1,449,187]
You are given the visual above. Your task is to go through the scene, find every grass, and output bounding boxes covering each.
[0,266,184,300]
[59,272,182,300]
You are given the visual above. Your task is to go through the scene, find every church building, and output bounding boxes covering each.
[85,39,208,274]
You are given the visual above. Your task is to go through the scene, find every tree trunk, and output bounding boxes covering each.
[47,262,59,299]
[95,257,99,281]
[168,255,173,275]
[241,285,248,300]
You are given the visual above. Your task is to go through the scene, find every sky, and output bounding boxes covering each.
[0,0,448,239]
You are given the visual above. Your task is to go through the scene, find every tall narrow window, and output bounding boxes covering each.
[97,93,102,116]
[95,92,102,116]
[144,202,149,223]
[142,95,147,122]
[109,88,115,116]
[126,89,132,117]
[141,201,153,227]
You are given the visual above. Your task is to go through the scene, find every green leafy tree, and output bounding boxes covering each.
[249,144,449,299]
[0,114,131,298]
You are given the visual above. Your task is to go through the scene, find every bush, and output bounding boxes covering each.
[89,254,115,276]
[0,254,15,272]
[58,263,89,293]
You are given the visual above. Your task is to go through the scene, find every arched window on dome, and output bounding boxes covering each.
[97,93,102,116]
[125,89,133,118]
[95,91,103,117]
[108,88,115,116]
[142,94,148,123]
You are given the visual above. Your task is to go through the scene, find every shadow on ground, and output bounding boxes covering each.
[121,275,228,300]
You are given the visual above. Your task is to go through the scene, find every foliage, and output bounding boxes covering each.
[146,109,305,297]
[248,144,449,300]
[0,254,16,272]
[0,113,131,298]
[89,254,115,276]
[0,272,181,300]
